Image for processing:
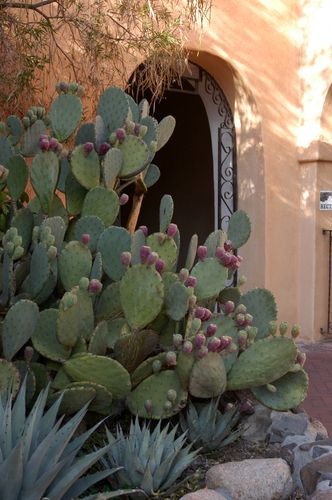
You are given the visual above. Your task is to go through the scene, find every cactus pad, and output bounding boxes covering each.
[227,337,298,390]
[6,115,23,146]
[42,216,67,251]
[219,286,241,306]
[113,330,159,372]
[88,321,109,355]
[6,154,28,200]
[58,241,92,290]
[118,135,149,179]
[159,195,174,233]
[120,264,164,330]
[147,233,178,271]
[189,353,227,398]
[81,186,119,226]
[71,145,100,190]
[2,299,39,360]
[0,136,13,166]
[67,381,113,415]
[75,122,96,145]
[240,288,278,339]
[185,234,198,270]
[131,228,146,265]
[21,119,46,156]
[0,359,20,396]
[96,282,122,321]
[127,370,187,419]
[12,208,34,253]
[64,353,131,399]
[32,308,71,362]
[97,226,131,281]
[165,281,191,321]
[227,210,251,249]
[65,173,87,216]
[29,243,50,297]
[74,215,105,253]
[252,369,309,410]
[144,163,160,188]
[131,353,167,387]
[49,93,83,142]
[50,385,96,414]
[204,230,227,257]
[97,86,129,132]
[191,258,228,301]
[102,148,122,190]
[157,115,176,151]
[30,151,59,214]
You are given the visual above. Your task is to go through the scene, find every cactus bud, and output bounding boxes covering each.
[173,333,183,348]
[239,399,255,414]
[235,304,247,315]
[22,117,30,128]
[133,123,140,136]
[165,351,177,367]
[146,251,158,266]
[296,351,306,366]
[155,259,165,274]
[238,275,247,286]
[268,320,277,336]
[245,313,253,326]
[188,295,197,308]
[5,241,14,256]
[218,336,232,351]
[140,245,151,264]
[109,132,117,145]
[224,239,233,251]
[13,235,22,247]
[149,140,157,153]
[236,313,247,327]
[139,124,148,138]
[279,321,288,336]
[191,317,201,333]
[79,277,90,290]
[247,326,258,342]
[179,268,189,282]
[196,346,208,359]
[266,383,277,393]
[225,402,234,411]
[227,341,238,353]
[238,330,248,348]
[183,340,193,353]
[194,332,206,349]
[289,363,302,373]
[88,279,102,295]
[144,399,153,413]
[206,323,217,337]
[291,324,301,339]
[47,245,57,260]
[81,233,90,245]
[98,142,110,156]
[194,306,205,319]
[83,142,94,155]
[208,337,221,352]
[59,81,68,92]
[197,245,207,261]
[24,346,34,362]
[152,359,162,374]
[138,225,148,237]
[164,400,173,411]
[167,389,177,402]
[32,226,40,243]
[12,245,24,260]
[115,128,126,142]
[63,292,77,309]
[223,300,235,315]
[121,251,132,268]
[166,223,178,238]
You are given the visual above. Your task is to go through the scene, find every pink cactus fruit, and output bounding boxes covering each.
[201,308,212,321]
[208,337,221,352]
[139,225,148,237]
[223,300,235,315]
[167,223,178,238]
[206,323,217,337]
[218,336,232,351]
[197,245,208,261]
[165,351,177,367]
[239,399,255,415]
[48,137,59,152]
[115,128,126,142]
[146,251,158,266]
[139,245,151,264]
[121,251,132,268]
[185,276,197,288]
[98,142,110,155]
[183,340,193,353]
[224,239,233,252]
[196,346,208,359]
[39,137,49,152]
[194,306,205,320]
[194,332,206,349]
[88,279,102,295]
[155,259,165,274]
[83,142,94,155]
[81,233,90,245]
[119,193,129,206]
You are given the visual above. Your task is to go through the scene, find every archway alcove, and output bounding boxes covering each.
[124,62,237,266]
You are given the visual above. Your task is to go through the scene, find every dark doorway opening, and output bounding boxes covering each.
[125,83,214,267]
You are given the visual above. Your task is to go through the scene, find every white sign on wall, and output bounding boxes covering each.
[320,191,332,210]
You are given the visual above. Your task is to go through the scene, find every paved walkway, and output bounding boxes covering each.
[300,341,332,435]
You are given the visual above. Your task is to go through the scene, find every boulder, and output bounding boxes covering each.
[206,458,293,500]
[268,411,311,443]
[301,453,332,496]
[290,440,332,490]
[242,403,272,442]
[312,493,332,500]
[180,489,227,500]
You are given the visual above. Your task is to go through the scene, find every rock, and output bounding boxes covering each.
[287,440,332,490]
[301,454,332,496]
[268,411,310,443]
[206,458,293,500]
[315,479,332,492]
[180,489,227,500]
[312,493,332,500]
[310,418,329,440]
[242,403,272,442]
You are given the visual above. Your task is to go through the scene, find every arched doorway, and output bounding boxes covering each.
[129,62,237,265]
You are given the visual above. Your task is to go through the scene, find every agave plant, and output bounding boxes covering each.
[102,418,198,496]
[0,378,138,500]
[179,398,242,452]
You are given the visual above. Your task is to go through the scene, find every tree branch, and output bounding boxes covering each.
[1,0,56,10]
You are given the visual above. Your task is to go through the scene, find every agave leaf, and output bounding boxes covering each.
[1,396,13,458]
[64,419,105,459]
[21,456,69,500]
[46,445,111,499]
[22,388,48,461]
[140,465,154,496]
[38,393,64,442]
[62,468,121,500]
[161,444,198,491]
[11,377,27,446]
[82,489,147,499]
[0,441,24,500]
